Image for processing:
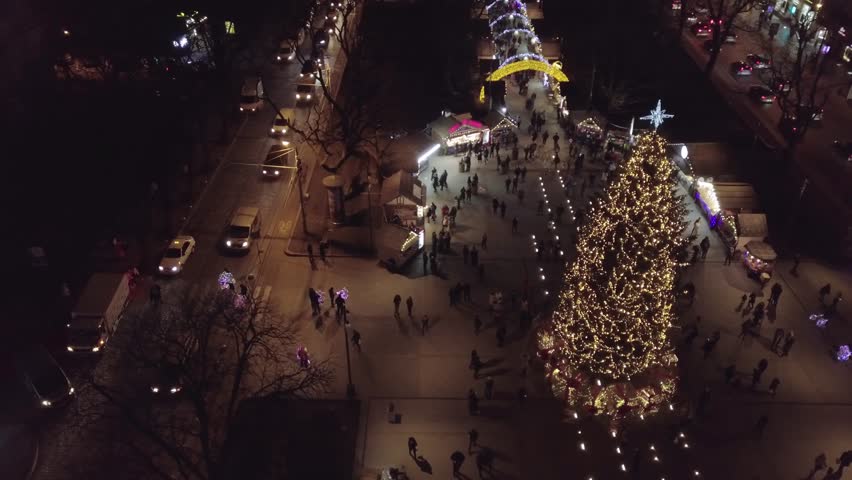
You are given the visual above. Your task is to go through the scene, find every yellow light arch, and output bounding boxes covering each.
[479,59,569,102]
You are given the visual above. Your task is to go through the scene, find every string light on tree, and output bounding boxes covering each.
[537,132,685,421]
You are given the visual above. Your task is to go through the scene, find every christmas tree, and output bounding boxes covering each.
[539,132,684,418]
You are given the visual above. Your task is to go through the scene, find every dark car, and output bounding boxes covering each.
[746,53,771,69]
[798,104,824,122]
[295,84,316,103]
[770,77,791,94]
[14,346,74,409]
[691,22,712,37]
[313,30,330,50]
[832,140,852,162]
[730,61,753,76]
[748,85,776,104]
[299,60,317,79]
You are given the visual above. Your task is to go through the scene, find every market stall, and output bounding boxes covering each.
[575,117,604,142]
[381,171,426,228]
[427,113,490,155]
[481,110,517,145]
[743,240,777,284]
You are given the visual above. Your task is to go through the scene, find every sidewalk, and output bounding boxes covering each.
[0,425,39,480]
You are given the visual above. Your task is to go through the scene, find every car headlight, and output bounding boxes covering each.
[262,169,268,174]
[274,170,280,175]
[282,140,290,146]
[42,399,52,407]
[239,107,244,112]
[158,265,164,271]
[320,40,326,44]
[271,128,276,133]
[170,387,180,394]
[306,94,311,100]
[276,55,281,61]
[92,346,100,352]
[296,93,300,99]
[226,240,232,247]
[67,346,73,352]
[171,265,178,272]
[288,53,295,60]
[242,241,249,247]
[69,387,75,395]
[151,386,160,393]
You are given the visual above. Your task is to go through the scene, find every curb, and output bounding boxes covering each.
[26,431,39,480]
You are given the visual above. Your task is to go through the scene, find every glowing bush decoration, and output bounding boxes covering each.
[838,345,851,362]
[537,133,685,421]
[809,313,829,328]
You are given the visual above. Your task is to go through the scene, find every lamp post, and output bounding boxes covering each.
[343,321,356,399]
[295,151,309,235]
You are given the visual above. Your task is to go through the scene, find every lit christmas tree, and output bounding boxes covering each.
[539,132,685,420]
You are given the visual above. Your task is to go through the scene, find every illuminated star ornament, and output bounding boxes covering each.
[640,100,674,131]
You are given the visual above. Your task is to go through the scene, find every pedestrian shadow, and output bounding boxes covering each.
[415,455,432,474]
[482,447,514,464]
[395,315,410,336]
[482,367,511,377]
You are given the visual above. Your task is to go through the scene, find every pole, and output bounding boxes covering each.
[343,323,356,398]
[296,151,309,235]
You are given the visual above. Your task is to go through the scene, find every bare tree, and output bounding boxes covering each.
[285,2,388,176]
[86,284,334,480]
[756,13,841,146]
[700,0,762,74]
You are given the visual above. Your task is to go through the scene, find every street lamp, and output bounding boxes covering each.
[343,322,356,399]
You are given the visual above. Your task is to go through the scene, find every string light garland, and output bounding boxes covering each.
[538,132,686,420]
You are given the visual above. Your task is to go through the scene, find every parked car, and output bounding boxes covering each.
[239,77,264,112]
[269,107,295,142]
[748,85,776,104]
[746,53,771,69]
[723,32,737,43]
[730,61,753,76]
[832,140,852,162]
[691,22,712,37]
[798,104,824,122]
[158,236,196,275]
[299,60,317,79]
[14,346,74,409]
[313,30,330,50]
[770,77,791,94]
[684,9,700,25]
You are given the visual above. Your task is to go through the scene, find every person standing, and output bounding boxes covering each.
[699,236,710,260]
[308,288,321,315]
[500,201,507,219]
[393,294,402,316]
[790,253,801,276]
[468,388,480,415]
[770,282,783,305]
[408,437,418,457]
[318,241,328,263]
[819,283,832,303]
[470,350,482,378]
[481,233,488,250]
[724,247,734,266]
[754,415,769,439]
[746,292,757,311]
[724,364,736,384]
[474,314,482,335]
[406,296,414,317]
[468,429,479,453]
[512,217,518,233]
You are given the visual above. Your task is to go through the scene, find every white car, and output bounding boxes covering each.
[158,236,196,275]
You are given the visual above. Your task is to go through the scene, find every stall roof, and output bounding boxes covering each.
[713,182,761,212]
[381,171,425,206]
[745,240,778,261]
[428,116,459,139]
[481,110,517,130]
[736,213,768,239]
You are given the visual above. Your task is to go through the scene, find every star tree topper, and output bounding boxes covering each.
[640,100,674,131]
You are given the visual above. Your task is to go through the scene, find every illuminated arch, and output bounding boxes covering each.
[479,59,568,102]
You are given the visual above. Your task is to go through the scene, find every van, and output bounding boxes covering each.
[239,77,264,112]
[67,273,130,353]
[223,207,261,252]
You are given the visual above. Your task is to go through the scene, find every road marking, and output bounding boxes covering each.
[253,285,273,323]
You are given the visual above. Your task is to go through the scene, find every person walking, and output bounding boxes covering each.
[470,350,482,378]
[738,319,752,340]
[500,201,507,219]
[746,292,757,311]
[770,282,783,305]
[408,437,418,457]
[492,198,499,214]
[781,330,795,356]
[421,314,429,335]
[406,296,414,317]
[512,217,518,233]
[351,330,362,352]
[505,177,511,193]
[496,326,507,347]
[474,314,482,335]
[393,294,402,316]
[484,377,494,400]
[450,451,466,476]
[770,327,785,352]
[468,429,479,453]
[701,330,720,358]
[699,236,710,260]
[754,415,769,439]
[724,364,736,384]
[790,253,801,276]
[308,288,321,315]
[768,377,780,396]
[318,240,328,263]
[723,247,734,266]
[819,283,832,303]
[481,233,488,250]
[468,388,480,415]
[422,250,428,274]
